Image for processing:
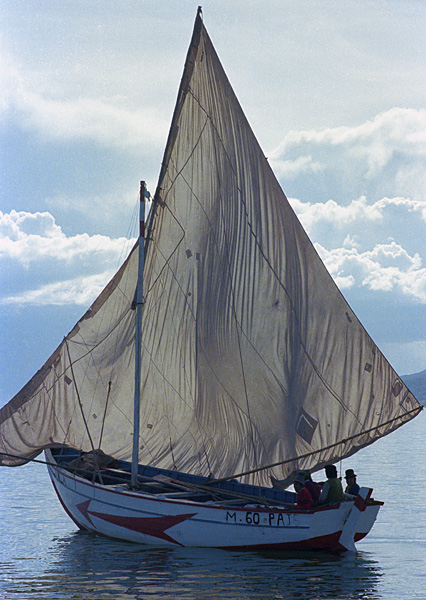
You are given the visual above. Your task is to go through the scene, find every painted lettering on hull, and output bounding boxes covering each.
[225,510,302,528]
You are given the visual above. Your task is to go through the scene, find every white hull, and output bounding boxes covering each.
[46,450,382,552]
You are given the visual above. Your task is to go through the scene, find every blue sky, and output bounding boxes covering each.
[1,0,426,405]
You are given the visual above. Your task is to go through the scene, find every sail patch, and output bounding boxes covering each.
[392,379,403,397]
[296,408,318,444]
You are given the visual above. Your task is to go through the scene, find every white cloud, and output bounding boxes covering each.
[0,210,134,266]
[0,52,168,149]
[333,274,355,290]
[342,235,360,250]
[271,108,426,206]
[289,195,426,249]
[0,210,135,306]
[289,196,385,233]
[0,210,63,240]
[316,241,426,303]
[1,271,115,307]
[270,155,323,179]
[272,108,426,173]
[377,196,426,221]
[20,92,167,149]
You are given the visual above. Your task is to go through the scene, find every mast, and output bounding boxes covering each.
[131,180,146,488]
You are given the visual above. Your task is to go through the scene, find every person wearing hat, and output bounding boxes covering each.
[344,469,360,497]
[293,474,314,510]
[318,464,345,504]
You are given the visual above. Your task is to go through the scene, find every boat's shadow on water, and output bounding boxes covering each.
[17,529,382,600]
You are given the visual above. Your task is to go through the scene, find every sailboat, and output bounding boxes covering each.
[0,8,422,553]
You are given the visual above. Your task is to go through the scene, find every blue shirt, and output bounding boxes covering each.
[345,482,360,496]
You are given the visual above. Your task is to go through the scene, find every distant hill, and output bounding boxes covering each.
[402,370,426,405]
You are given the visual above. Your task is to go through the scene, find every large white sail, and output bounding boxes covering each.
[0,13,422,486]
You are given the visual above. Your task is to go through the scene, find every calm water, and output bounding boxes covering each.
[1,412,425,600]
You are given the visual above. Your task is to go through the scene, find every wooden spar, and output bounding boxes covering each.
[131,181,146,489]
[149,475,282,506]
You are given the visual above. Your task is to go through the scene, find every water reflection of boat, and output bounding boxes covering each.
[44,534,384,600]
[0,8,422,553]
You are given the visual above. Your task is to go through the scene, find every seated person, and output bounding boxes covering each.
[293,474,314,510]
[318,464,345,504]
[303,470,322,503]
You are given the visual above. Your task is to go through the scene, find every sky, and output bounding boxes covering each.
[1,0,426,406]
